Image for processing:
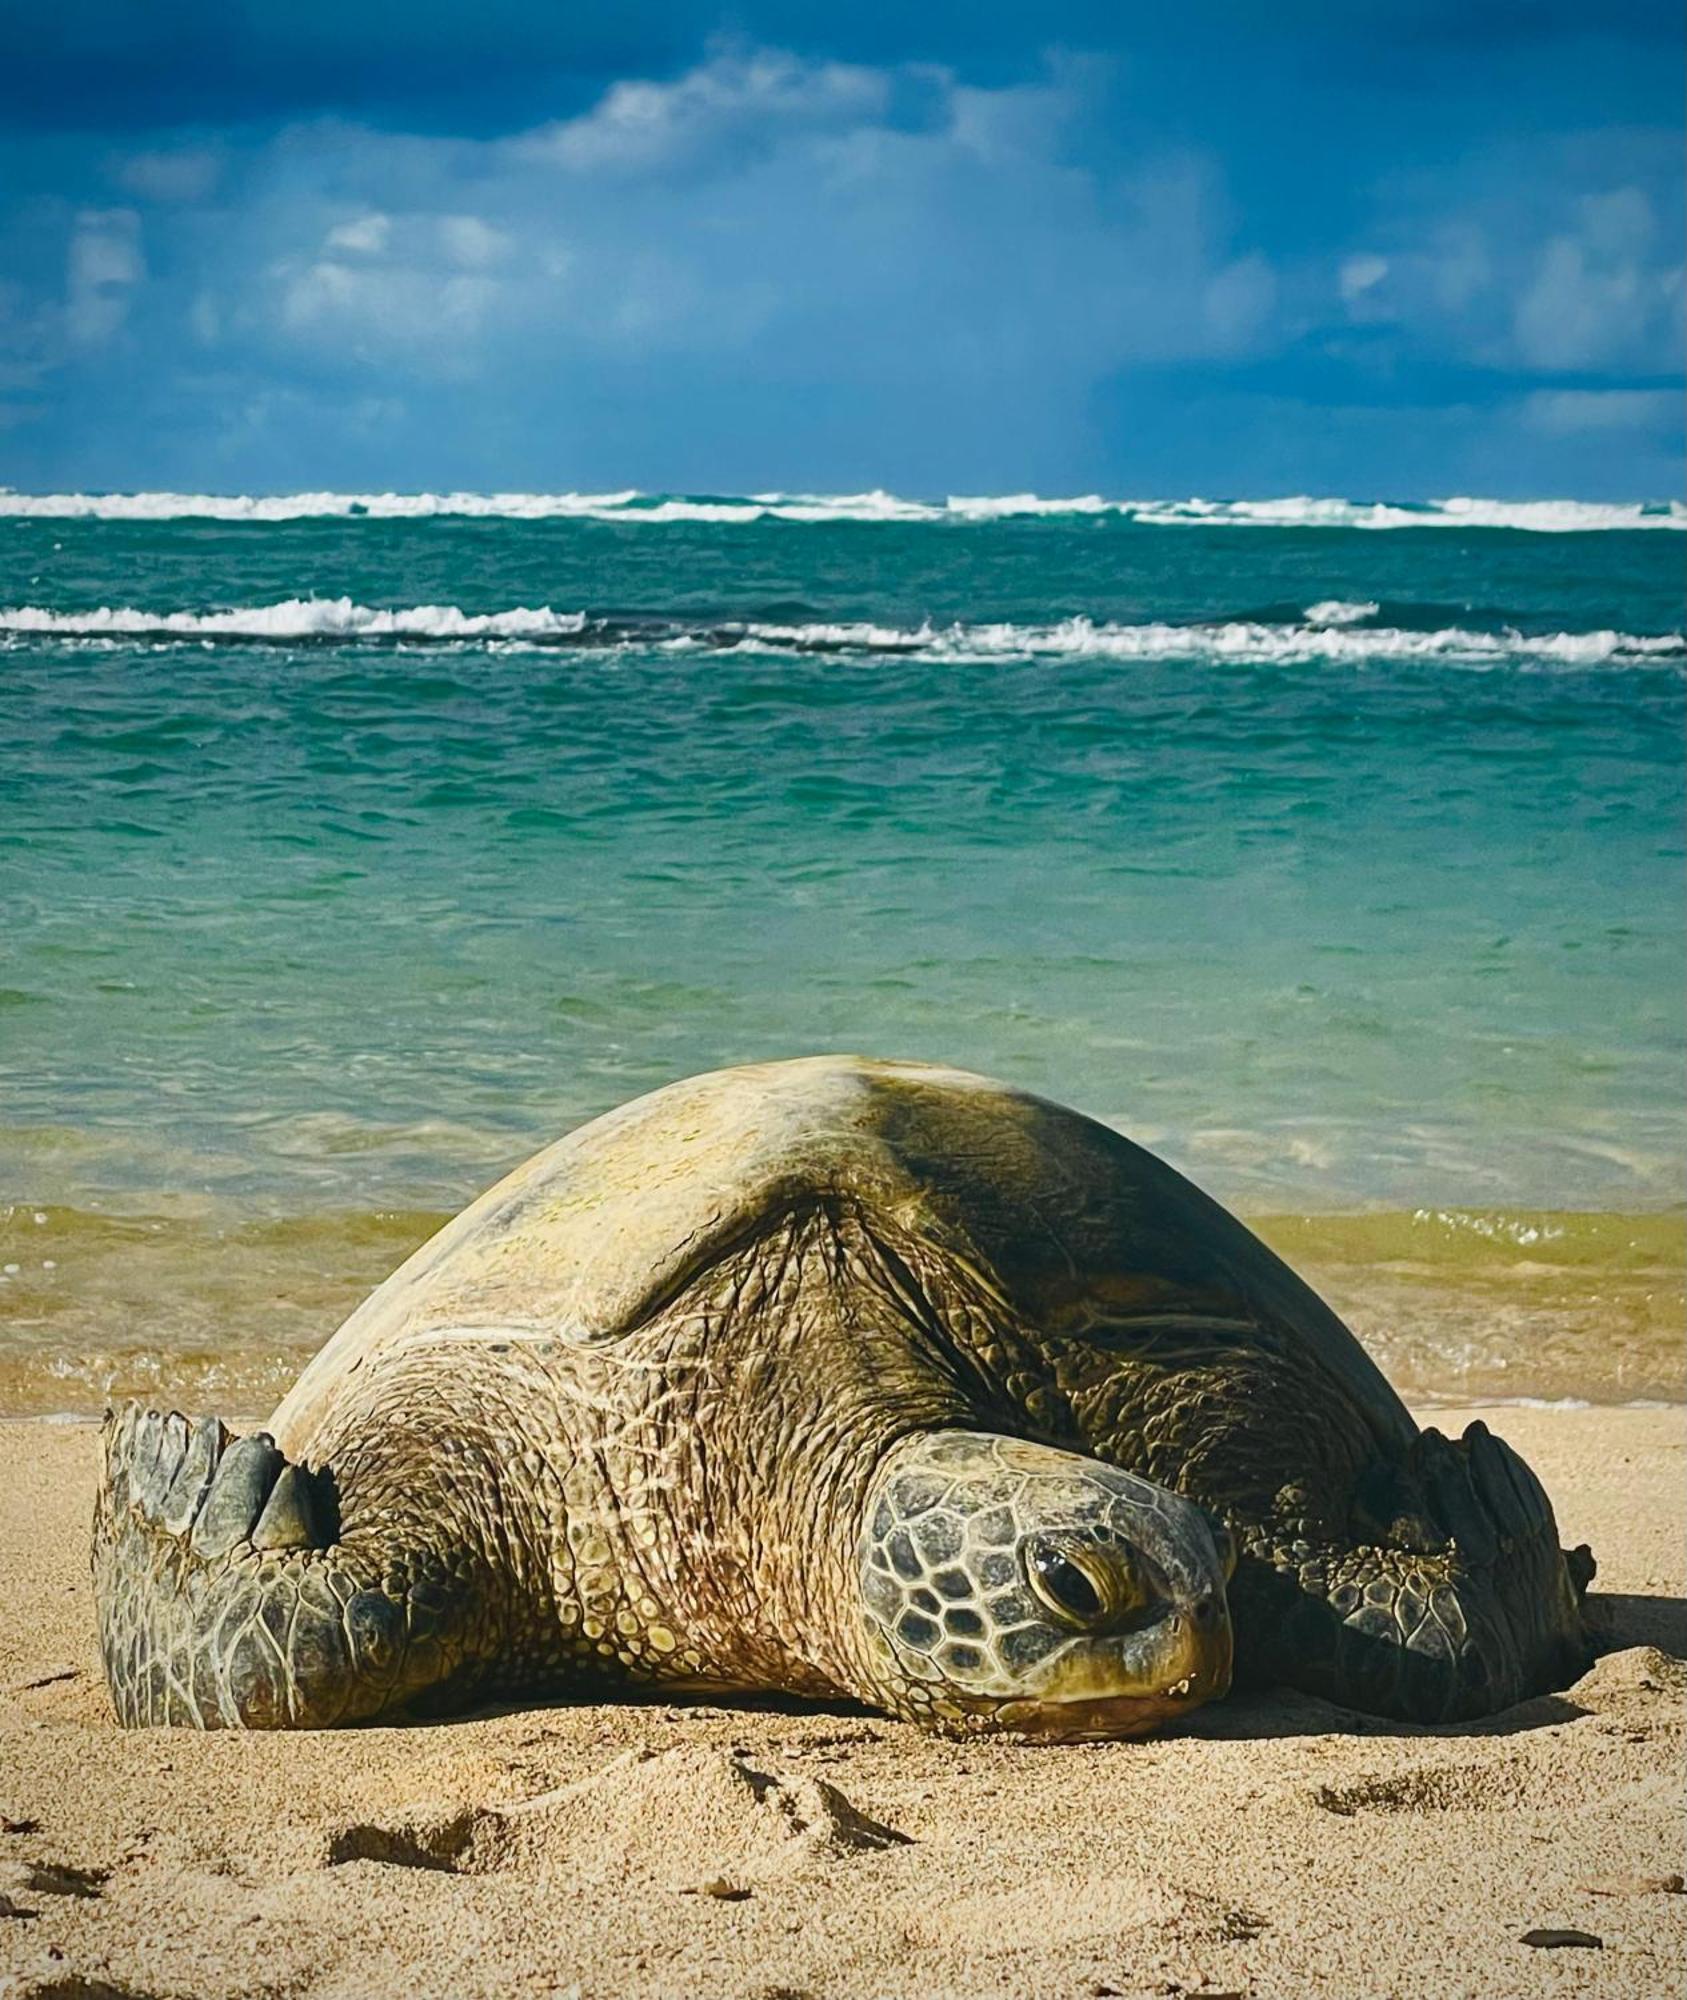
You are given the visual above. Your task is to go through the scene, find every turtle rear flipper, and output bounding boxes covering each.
[1305,1418,1595,1722]
[1414,1417,1594,1700]
[1411,1417,1595,1598]
[94,1402,486,1728]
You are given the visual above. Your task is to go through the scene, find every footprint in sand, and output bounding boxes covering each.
[319,1747,911,1891]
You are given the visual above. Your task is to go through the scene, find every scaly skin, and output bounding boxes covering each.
[95,1205,1233,1730]
[1031,1310,1593,1719]
[94,1407,495,1727]
[93,1057,1594,1732]
[868,1217,1593,1721]
[859,1431,1232,1737]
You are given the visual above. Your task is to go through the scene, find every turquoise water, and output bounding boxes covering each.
[3,495,1682,1219]
[2,492,1683,1409]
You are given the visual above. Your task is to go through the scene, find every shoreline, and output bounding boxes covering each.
[3,1201,1682,1416]
[1,1404,1682,1999]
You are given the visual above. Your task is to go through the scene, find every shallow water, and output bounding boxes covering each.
[1,495,1682,1408]
[0,1198,1678,1417]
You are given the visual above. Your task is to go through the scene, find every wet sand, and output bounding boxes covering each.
[3,1203,1680,1415]
[1,1405,1683,2000]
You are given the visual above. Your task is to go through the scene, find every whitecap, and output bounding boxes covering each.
[1,489,1680,529]
[1126,496,1686,532]
[1303,600,1380,626]
[4,598,1680,668]
[0,599,589,640]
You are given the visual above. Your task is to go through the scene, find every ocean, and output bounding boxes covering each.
[1,490,1682,1414]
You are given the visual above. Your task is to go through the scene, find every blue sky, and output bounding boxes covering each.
[0,2,1681,496]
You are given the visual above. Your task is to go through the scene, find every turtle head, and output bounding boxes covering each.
[854,1431,1234,1739]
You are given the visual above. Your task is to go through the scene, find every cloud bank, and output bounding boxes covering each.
[0,31,1680,494]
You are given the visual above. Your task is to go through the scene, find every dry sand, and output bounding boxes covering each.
[1,1406,1682,2000]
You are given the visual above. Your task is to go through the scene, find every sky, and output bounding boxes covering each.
[0,1,1681,497]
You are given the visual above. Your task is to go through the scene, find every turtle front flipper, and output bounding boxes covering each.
[1236,1418,1595,1722]
[93,1403,492,1728]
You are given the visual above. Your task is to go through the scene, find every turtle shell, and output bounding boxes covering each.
[271,1056,1413,1463]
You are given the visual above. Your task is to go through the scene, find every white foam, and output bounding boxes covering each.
[748,489,939,522]
[736,617,936,651]
[0,599,589,641]
[0,490,645,524]
[4,599,1679,667]
[1409,1208,1569,1248]
[1304,599,1380,626]
[944,492,1112,520]
[0,489,1679,529]
[731,616,1681,668]
[1125,496,1687,532]
[933,618,1680,666]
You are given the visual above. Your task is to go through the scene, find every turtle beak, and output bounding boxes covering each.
[998,1595,1234,1740]
[1125,1585,1234,1707]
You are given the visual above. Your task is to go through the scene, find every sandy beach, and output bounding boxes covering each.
[4,4,1682,1993]
[0,1403,1680,2000]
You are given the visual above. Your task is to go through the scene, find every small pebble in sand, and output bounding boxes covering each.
[684,1875,752,1901]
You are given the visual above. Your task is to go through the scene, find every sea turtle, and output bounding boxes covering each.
[93,1056,1594,1736]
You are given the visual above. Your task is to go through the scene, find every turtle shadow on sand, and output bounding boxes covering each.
[381,1673,1605,1749]
[1187,1612,1687,1746]
[1180,1684,1592,1745]
[389,1581,1687,1748]
[397,1684,884,1735]
[1586,1589,1687,1659]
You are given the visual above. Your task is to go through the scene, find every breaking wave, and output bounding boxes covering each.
[1303,599,1381,626]
[0,600,592,643]
[3,598,1681,666]
[1,489,1681,530]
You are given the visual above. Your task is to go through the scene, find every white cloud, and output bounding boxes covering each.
[1339,253,1388,304]
[280,258,357,325]
[0,30,1678,495]
[66,209,144,347]
[324,213,391,256]
[269,213,513,358]
[943,63,1090,165]
[1425,224,1491,314]
[1513,189,1677,370]
[278,254,502,362]
[159,49,1279,398]
[1332,145,1683,378]
[437,214,510,268]
[518,46,892,175]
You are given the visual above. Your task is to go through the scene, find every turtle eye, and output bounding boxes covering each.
[1024,1538,1106,1627]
